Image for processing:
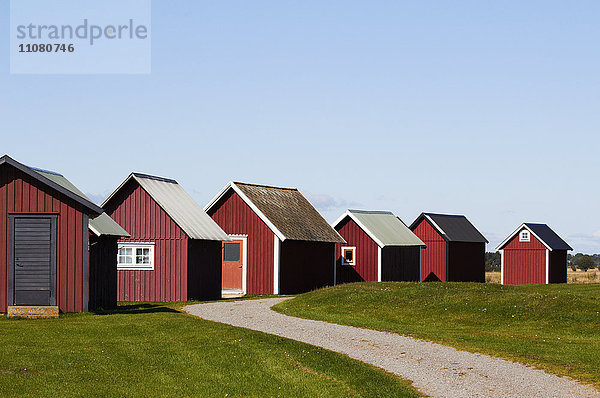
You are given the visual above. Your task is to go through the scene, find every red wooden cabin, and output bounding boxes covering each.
[205,182,345,295]
[496,223,572,285]
[34,169,130,311]
[103,173,229,302]
[0,155,126,316]
[410,213,487,282]
[333,210,425,283]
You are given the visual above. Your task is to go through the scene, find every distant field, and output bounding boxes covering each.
[0,303,420,397]
[486,270,600,284]
[274,282,600,389]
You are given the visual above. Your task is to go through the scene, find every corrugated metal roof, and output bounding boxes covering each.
[410,213,488,243]
[89,213,130,237]
[496,223,572,251]
[34,169,129,237]
[334,210,425,248]
[105,173,229,241]
[219,182,345,243]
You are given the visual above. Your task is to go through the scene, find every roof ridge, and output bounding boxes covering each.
[424,212,466,218]
[349,209,394,215]
[28,166,63,176]
[233,181,298,191]
[132,172,178,184]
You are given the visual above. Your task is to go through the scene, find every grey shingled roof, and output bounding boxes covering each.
[497,223,572,251]
[103,173,229,241]
[410,213,488,243]
[207,182,345,243]
[334,210,425,248]
[34,169,129,237]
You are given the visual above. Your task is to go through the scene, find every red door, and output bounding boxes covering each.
[222,240,243,290]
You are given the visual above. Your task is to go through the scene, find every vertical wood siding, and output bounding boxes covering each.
[279,241,334,294]
[548,250,567,283]
[88,235,117,310]
[187,239,221,300]
[412,219,447,281]
[207,189,275,294]
[381,246,421,282]
[503,231,547,284]
[104,180,189,302]
[447,242,485,282]
[334,217,379,283]
[0,165,87,312]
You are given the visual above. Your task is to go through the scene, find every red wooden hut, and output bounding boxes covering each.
[496,223,572,285]
[102,173,230,302]
[332,210,425,283]
[205,182,345,295]
[409,212,487,282]
[0,155,125,316]
[34,169,130,311]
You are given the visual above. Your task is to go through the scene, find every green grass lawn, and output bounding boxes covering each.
[273,282,600,389]
[0,302,420,397]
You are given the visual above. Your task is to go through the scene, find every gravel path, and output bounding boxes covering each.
[184,298,599,398]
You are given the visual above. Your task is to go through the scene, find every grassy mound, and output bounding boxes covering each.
[274,282,600,388]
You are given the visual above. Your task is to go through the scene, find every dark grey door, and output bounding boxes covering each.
[9,215,57,306]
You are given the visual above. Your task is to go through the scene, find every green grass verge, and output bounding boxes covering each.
[273,282,600,389]
[0,302,420,397]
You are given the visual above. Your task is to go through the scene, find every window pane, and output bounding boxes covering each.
[344,249,353,263]
[223,243,241,261]
[125,248,132,255]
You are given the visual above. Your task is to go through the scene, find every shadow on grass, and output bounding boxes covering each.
[92,303,179,316]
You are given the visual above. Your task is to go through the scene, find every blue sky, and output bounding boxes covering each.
[2,1,599,253]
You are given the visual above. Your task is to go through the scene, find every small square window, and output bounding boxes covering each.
[519,231,530,242]
[117,243,154,270]
[341,246,356,266]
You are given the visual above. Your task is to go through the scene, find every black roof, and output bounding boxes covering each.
[523,223,572,250]
[410,212,488,243]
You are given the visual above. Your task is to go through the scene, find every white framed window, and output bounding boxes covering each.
[519,230,530,242]
[117,243,155,270]
[341,246,356,266]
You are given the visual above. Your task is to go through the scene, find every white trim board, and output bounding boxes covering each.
[273,236,281,294]
[495,223,553,251]
[205,181,288,242]
[333,210,385,248]
[545,250,549,284]
[377,246,382,282]
[500,249,504,285]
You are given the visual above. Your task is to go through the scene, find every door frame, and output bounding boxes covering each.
[8,214,58,306]
[227,235,247,294]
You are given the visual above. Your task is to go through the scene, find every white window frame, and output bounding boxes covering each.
[519,230,530,242]
[117,243,155,270]
[341,246,356,266]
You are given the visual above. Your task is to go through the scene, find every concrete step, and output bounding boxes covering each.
[7,306,59,319]
[222,289,244,299]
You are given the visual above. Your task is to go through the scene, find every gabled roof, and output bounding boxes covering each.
[496,223,572,251]
[410,212,488,243]
[103,173,229,241]
[88,213,130,237]
[0,155,103,216]
[205,181,345,243]
[33,168,129,237]
[333,210,425,248]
